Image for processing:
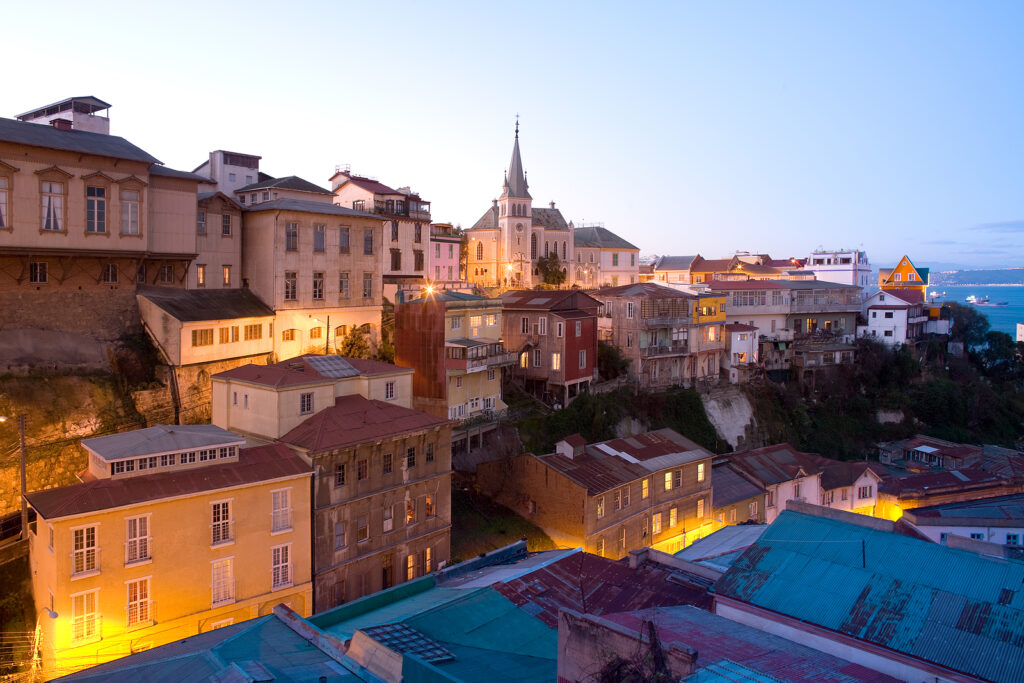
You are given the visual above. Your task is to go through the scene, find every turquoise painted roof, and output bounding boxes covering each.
[714,510,1024,682]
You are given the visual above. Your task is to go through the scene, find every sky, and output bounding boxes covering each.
[6,1,1024,268]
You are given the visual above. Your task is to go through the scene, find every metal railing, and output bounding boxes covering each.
[210,520,234,546]
[641,344,689,358]
[126,600,155,628]
[272,509,292,533]
[212,579,236,607]
[71,547,100,577]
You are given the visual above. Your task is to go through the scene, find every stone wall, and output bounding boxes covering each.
[0,282,139,340]
[173,354,273,424]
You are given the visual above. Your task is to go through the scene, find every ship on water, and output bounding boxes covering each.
[966,294,1009,307]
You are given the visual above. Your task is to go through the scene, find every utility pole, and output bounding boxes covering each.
[325,314,331,355]
[19,414,27,540]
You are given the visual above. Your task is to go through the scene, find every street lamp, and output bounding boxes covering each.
[0,414,28,539]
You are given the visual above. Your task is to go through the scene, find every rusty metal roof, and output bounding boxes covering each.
[726,445,824,487]
[713,509,1024,682]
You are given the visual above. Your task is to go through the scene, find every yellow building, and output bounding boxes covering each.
[25,424,313,678]
[878,254,929,299]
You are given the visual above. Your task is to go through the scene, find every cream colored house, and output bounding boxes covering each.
[572,225,640,288]
[191,191,243,291]
[241,200,384,357]
[331,171,430,300]
[211,354,413,440]
[26,424,313,678]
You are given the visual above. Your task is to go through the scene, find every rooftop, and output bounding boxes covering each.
[675,525,768,573]
[16,95,111,120]
[27,443,310,520]
[726,444,824,487]
[653,255,699,271]
[81,424,243,462]
[499,289,600,311]
[0,116,160,164]
[715,506,1024,682]
[138,286,274,323]
[903,493,1024,525]
[573,225,639,250]
[213,354,411,389]
[242,197,378,219]
[237,174,333,195]
[280,394,447,453]
[712,464,764,508]
[593,282,695,299]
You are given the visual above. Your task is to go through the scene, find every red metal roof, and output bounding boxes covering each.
[707,281,784,290]
[213,355,411,388]
[492,551,712,628]
[26,443,311,520]
[727,444,824,487]
[340,175,399,195]
[280,394,448,453]
[725,323,758,332]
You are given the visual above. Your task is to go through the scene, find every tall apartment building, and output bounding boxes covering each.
[476,429,714,556]
[805,248,871,290]
[394,291,516,452]
[26,424,313,677]
[211,354,452,612]
[427,222,464,288]
[331,170,430,301]
[572,225,640,288]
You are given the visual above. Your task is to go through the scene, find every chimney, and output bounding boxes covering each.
[549,201,556,209]
[492,199,498,209]
[51,118,73,131]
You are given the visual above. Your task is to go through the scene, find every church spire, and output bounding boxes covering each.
[506,118,531,199]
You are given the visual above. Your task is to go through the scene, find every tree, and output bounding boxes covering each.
[337,325,371,358]
[948,302,990,348]
[598,341,630,381]
[536,253,567,286]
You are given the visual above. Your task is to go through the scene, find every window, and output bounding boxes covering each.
[338,271,350,299]
[364,228,374,255]
[282,329,296,342]
[406,447,416,469]
[669,508,677,527]
[29,262,47,284]
[362,273,373,298]
[626,301,634,319]
[357,516,369,542]
[749,500,758,518]
[352,200,364,211]
[730,508,737,523]
[339,226,350,253]
[857,485,873,499]
[71,590,99,642]
[576,321,582,336]
[414,250,424,271]
[310,326,322,339]
[272,489,291,532]
[391,221,399,241]
[425,495,435,517]
[520,352,528,368]
[72,526,98,575]
[383,453,393,475]
[533,349,541,367]
[884,311,894,319]
[652,512,662,535]
[272,545,291,588]
[579,349,586,369]
[407,554,416,581]
[313,224,325,251]
[766,490,775,507]
[1007,533,1020,546]
[970,532,985,541]
[613,490,621,511]
[476,241,484,260]
[596,537,605,557]
[221,213,232,236]
[191,329,213,347]
[86,186,106,233]
[794,481,802,499]
[556,321,564,337]
[551,352,561,371]
[0,177,8,229]
[406,498,417,525]
[120,189,140,234]
[697,463,705,482]
[211,501,232,545]
[335,463,346,487]
[664,472,672,491]
[357,459,368,480]
[642,479,649,499]
[285,223,298,251]
[425,547,433,573]
[521,317,529,334]
[426,442,435,462]
[126,578,151,626]
[223,265,231,286]
[390,249,402,271]
[622,486,630,508]
[385,381,395,400]
[487,369,496,381]
[197,264,207,287]
[159,264,173,283]
[383,503,394,532]
[612,253,619,266]
[450,316,462,330]
[212,558,234,605]
[596,496,605,519]
[125,516,150,564]
[102,263,118,284]
[284,271,297,301]
[41,181,64,230]
[334,522,346,550]
[312,272,324,300]
[697,499,705,517]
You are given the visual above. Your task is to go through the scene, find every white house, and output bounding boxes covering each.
[857,289,926,346]
[818,460,885,515]
[723,323,759,384]
[805,248,872,292]
[726,445,824,524]
[902,494,1024,547]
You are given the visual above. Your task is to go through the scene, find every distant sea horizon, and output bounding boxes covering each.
[934,285,1024,337]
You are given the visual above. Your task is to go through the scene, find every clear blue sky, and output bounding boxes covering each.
[7,1,1023,268]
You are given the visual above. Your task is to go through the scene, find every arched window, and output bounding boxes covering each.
[544,241,549,256]
[476,241,484,261]
[562,242,567,260]
[530,234,537,259]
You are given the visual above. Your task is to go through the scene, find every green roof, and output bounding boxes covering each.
[714,510,1024,682]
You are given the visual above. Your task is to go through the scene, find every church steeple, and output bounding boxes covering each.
[505,119,531,199]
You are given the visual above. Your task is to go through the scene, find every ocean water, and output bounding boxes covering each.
[933,285,1024,337]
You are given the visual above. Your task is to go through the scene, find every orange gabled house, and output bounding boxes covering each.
[878,255,929,299]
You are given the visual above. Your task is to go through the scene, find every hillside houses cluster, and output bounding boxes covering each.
[5,96,1021,681]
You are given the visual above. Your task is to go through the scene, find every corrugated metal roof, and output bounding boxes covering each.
[138,286,274,322]
[714,509,1024,682]
[242,197,378,219]
[0,116,160,164]
[573,225,638,250]
[81,424,243,461]
[237,174,333,195]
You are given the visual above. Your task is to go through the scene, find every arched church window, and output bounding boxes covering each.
[562,242,567,260]
[530,234,537,260]
[476,242,484,261]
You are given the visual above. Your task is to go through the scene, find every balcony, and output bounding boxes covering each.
[210,520,234,547]
[71,547,100,578]
[759,329,795,342]
[360,200,431,220]
[644,316,689,327]
[487,350,518,367]
[789,299,861,314]
[446,343,515,373]
[126,600,155,629]
[641,344,689,358]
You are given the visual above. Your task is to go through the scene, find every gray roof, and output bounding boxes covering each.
[470,205,499,230]
[675,525,768,573]
[531,207,568,230]
[712,464,765,507]
[573,226,639,250]
[81,424,244,461]
[16,95,111,119]
[654,255,699,271]
[138,286,274,322]
[0,116,160,164]
[903,493,1024,527]
[236,175,333,195]
[148,164,208,182]
[243,198,379,219]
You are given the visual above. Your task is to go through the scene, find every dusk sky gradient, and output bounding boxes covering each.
[6,1,1023,268]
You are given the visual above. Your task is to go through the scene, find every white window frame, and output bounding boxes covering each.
[126,577,152,627]
[579,349,586,369]
[125,514,151,565]
[211,558,234,606]
[272,543,292,589]
[211,499,233,547]
[70,588,100,643]
[385,381,395,401]
[300,392,314,415]
[271,488,292,533]
[71,524,99,577]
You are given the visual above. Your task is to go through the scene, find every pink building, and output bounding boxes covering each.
[428,222,464,289]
